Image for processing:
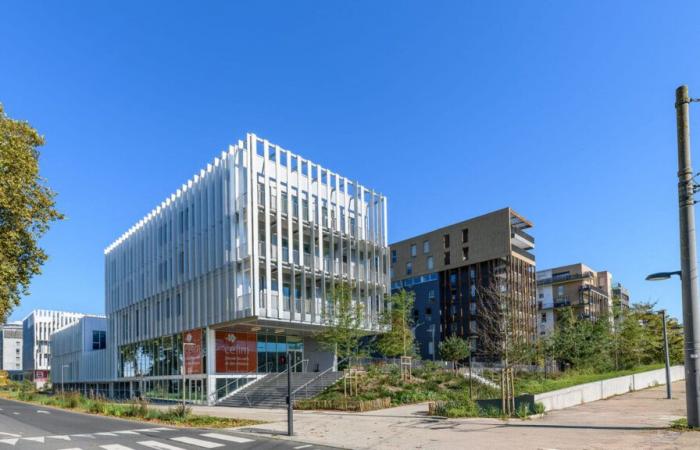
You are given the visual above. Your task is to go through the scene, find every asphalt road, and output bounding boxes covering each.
[0,397,332,450]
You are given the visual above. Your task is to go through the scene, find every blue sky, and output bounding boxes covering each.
[2,1,699,322]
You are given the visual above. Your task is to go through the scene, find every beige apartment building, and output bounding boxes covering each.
[536,263,613,336]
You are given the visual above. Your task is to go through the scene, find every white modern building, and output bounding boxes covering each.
[104,133,389,403]
[0,322,23,375]
[50,315,111,396]
[22,310,85,387]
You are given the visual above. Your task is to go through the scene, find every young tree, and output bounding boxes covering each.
[547,307,614,371]
[376,289,416,357]
[316,282,366,365]
[0,104,63,321]
[439,335,470,372]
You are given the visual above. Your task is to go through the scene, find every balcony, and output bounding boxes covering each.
[511,245,535,262]
[537,271,594,287]
[511,228,535,250]
[553,296,570,308]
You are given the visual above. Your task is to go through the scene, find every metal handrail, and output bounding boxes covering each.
[292,356,348,397]
[210,362,272,404]
[241,358,308,407]
[266,358,309,384]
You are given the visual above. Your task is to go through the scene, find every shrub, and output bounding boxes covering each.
[534,402,545,415]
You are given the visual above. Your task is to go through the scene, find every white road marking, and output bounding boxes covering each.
[0,433,19,438]
[23,436,45,443]
[201,433,253,443]
[11,412,19,415]
[294,445,312,449]
[150,427,174,432]
[73,434,96,439]
[37,410,50,414]
[60,448,83,450]
[0,438,18,445]
[100,445,134,450]
[48,435,71,440]
[138,441,186,450]
[134,428,160,432]
[95,432,118,436]
[170,436,224,448]
[115,430,140,435]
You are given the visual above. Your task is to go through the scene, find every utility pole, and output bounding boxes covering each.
[286,352,293,436]
[675,85,700,427]
[660,309,672,399]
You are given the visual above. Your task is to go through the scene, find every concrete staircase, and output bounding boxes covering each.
[217,371,344,409]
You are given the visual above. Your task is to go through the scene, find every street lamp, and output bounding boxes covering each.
[182,341,196,409]
[61,364,69,395]
[468,335,477,400]
[659,309,672,400]
[645,271,682,281]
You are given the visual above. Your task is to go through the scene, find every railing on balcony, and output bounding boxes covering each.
[537,271,594,286]
[553,297,571,308]
[512,227,535,244]
[511,245,535,262]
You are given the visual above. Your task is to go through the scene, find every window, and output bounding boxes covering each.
[444,251,450,265]
[423,240,430,253]
[541,313,547,323]
[176,294,182,316]
[410,244,417,257]
[92,330,106,350]
[443,234,450,248]
[425,307,432,316]
[539,293,544,299]
[391,250,397,264]
[428,290,435,301]
[557,286,565,296]
[427,256,434,270]
[406,262,413,275]
[462,228,469,243]
[462,247,469,261]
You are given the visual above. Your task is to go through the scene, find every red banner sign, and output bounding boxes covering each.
[183,329,203,374]
[215,331,257,373]
[34,370,48,382]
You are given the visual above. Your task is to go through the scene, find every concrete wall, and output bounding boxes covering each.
[534,365,684,412]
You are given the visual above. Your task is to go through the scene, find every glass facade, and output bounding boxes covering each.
[118,332,206,378]
[256,334,304,372]
[118,331,304,377]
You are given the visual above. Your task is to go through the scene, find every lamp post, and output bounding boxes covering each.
[468,335,477,400]
[61,364,69,394]
[182,341,196,409]
[659,309,672,399]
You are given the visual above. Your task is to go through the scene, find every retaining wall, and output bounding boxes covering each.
[534,365,684,412]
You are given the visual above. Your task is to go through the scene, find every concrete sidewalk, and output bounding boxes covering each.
[190,381,700,449]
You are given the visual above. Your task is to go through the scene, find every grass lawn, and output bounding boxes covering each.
[296,362,499,413]
[0,389,262,428]
[514,363,666,395]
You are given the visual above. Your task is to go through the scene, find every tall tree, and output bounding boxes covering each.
[376,289,416,357]
[316,282,366,365]
[0,105,63,321]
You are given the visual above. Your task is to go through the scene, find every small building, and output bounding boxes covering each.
[390,208,537,361]
[0,322,23,379]
[50,316,111,397]
[536,264,614,337]
[22,310,85,388]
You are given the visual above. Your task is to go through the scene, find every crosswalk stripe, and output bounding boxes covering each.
[48,435,71,440]
[23,437,45,443]
[95,432,118,437]
[100,445,134,450]
[138,441,186,450]
[294,445,312,449]
[150,428,174,432]
[60,448,83,450]
[0,433,19,438]
[73,434,96,439]
[134,428,160,432]
[200,433,253,443]
[36,410,50,414]
[0,438,18,446]
[115,430,140,435]
[170,436,224,448]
